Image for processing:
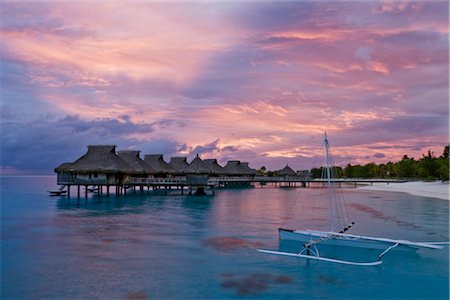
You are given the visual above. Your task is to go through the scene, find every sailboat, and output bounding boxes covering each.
[258,133,447,266]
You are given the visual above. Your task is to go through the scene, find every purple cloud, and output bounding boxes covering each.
[0,1,448,174]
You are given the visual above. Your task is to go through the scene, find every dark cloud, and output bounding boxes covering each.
[222,145,239,153]
[189,139,221,157]
[57,115,153,135]
[373,153,385,159]
[0,115,178,173]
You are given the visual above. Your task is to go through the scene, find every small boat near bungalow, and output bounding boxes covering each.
[258,133,449,266]
[48,190,67,196]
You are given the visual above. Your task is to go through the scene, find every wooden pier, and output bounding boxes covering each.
[53,177,407,198]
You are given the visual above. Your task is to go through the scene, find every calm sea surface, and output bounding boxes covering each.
[1,176,449,299]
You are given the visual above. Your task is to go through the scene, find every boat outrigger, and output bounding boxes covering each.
[258,133,448,266]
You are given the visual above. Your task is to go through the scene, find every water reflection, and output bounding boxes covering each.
[220,272,293,296]
[2,176,449,299]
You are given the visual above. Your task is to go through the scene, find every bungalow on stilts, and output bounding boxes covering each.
[54,145,133,198]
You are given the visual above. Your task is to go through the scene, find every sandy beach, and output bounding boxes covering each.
[358,181,449,200]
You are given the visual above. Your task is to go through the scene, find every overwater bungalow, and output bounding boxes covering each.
[277,164,297,178]
[54,162,74,184]
[220,160,254,187]
[168,157,189,175]
[143,154,174,177]
[203,159,224,176]
[222,160,246,176]
[238,162,258,177]
[117,150,156,184]
[54,145,133,186]
[277,165,297,187]
[185,155,210,186]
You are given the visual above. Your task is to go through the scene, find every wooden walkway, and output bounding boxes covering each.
[52,177,408,198]
[208,176,407,187]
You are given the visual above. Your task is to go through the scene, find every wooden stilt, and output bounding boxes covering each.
[77,185,80,198]
[67,185,71,198]
[107,185,110,197]
[85,185,88,198]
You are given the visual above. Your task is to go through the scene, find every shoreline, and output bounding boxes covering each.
[357,181,449,201]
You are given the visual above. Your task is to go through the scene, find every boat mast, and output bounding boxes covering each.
[324,132,334,232]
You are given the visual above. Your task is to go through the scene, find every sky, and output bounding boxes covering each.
[1,1,449,174]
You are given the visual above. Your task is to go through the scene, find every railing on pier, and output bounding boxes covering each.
[124,177,187,185]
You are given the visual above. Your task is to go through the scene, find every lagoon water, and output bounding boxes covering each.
[1,176,449,299]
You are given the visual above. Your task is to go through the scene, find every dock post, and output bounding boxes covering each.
[106,185,110,197]
[98,185,101,197]
[77,185,80,198]
[85,185,88,198]
[67,185,71,198]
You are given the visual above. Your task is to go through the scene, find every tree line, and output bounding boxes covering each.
[310,145,449,181]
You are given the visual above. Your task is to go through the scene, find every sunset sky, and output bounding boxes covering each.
[1,1,448,174]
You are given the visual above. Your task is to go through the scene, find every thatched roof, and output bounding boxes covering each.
[278,165,296,176]
[168,157,189,174]
[185,155,210,174]
[64,145,133,174]
[238,162,257,176]
[143,154,174,174]
[117,150,156,174]
[54,162,73,173]
[203,159,224,175]
[222,160,245,175]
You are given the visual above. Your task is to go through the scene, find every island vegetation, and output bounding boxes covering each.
[310,145,449,181]
[257,145,449,181]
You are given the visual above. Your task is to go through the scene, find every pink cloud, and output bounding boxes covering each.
[1,2,448,172]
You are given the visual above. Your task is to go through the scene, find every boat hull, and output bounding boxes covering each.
[279,228,417,251]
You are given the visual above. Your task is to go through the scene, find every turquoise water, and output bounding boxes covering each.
[1,176,448,299]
